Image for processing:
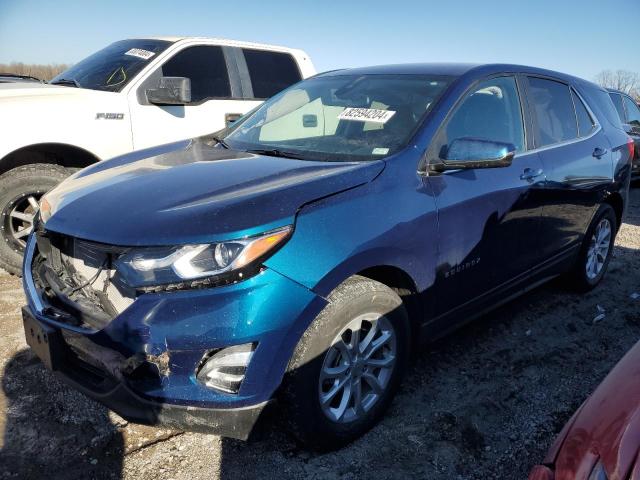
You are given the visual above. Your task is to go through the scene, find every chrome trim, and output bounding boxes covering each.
[522,123,603,155]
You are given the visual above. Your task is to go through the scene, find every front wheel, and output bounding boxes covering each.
[0,164,70,275]
[567,204,617,292]
[283,275,410,451]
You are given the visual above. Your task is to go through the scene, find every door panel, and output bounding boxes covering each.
[128,45,261,150]
[425,75,546,316]
[428,154,546,316]
[525,77,613,258]
[536,132,612,257]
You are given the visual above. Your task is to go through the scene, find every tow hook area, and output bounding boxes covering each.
[62,332,171,380]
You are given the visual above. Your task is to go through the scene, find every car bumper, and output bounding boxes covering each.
[22,234,326,438]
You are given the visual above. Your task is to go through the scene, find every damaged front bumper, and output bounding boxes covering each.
[22,234,326,439]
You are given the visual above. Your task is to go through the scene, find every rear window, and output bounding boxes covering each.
[527,77,578,147]
[242,49,302,99]
[588,88,625,130]
[623,95,640,127]
[571,89,595,137]
[609,93,626,122]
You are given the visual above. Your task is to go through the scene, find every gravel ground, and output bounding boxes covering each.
[0,188,639,480]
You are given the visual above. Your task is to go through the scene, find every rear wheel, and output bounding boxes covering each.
[283,275,410,451]
[0,164,70,275]
[567,204,617,292]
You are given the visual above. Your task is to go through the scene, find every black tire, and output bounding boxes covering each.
[283,275,410,451]
[0,163,70,275]
[567,204,617,292]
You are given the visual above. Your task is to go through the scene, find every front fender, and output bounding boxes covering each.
[264,158,439,298]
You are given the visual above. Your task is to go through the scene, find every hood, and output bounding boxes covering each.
[551,341,640,479]
[0,82,112,100]
[42,139,384,245]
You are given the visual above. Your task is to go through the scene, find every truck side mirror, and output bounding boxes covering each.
[146,77,191,105]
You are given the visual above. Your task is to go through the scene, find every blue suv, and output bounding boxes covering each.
[22,64,633,450]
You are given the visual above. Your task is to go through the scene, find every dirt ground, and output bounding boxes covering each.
[0,189,639,480]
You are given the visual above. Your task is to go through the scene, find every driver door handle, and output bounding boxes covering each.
[520,168,544,181]
[592,147,608,159]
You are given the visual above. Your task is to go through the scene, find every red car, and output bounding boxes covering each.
[529,342,640,479]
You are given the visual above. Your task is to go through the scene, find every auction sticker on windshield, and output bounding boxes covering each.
[338,108,396,124]
[124,48,156,60]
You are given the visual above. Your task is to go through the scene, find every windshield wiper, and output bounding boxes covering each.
[210,135,230,149]
[50,78,81,88]
[245,148,307,160]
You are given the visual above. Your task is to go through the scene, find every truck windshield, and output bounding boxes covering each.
[224,73,453,161]
[50,39,172,92]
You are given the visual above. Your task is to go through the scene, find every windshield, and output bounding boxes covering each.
[224,74,453,161]
[50,39,172,92]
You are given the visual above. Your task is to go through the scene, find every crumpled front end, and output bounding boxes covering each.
[22,231,326,438]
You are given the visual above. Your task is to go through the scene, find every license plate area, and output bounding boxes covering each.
[22,307,65,371]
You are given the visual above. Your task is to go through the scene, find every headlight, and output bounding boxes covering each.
[115,226,291,289]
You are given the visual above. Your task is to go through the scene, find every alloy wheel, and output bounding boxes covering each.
[585,218,612,280]
[2,192,41,252]
[318,313,397,424]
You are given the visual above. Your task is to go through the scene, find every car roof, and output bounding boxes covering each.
[127,36,305,54]
[318,63,601,88]
[606,87,633,97]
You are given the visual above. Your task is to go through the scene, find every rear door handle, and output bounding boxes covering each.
[593,147,608,158]
[520,168,544,181]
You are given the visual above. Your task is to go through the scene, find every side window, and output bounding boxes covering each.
[242,49,302,99]
[571,89,595,137]
[623,96,640,127]
[527,77,578,147]
[161,46,230,102]
[609,93,626,122]
[439,76,525,159]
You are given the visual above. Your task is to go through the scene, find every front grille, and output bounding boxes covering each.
[32,232,136,330]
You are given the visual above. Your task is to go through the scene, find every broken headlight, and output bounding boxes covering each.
[115,226,291,288]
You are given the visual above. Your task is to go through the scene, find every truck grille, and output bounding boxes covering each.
[31,232,136,330]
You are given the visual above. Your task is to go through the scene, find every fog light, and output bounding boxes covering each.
[196,343,255,393]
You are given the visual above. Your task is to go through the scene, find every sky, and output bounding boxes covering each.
[0,0,638,82]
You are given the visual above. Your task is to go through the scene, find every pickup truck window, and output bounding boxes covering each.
[242,49,302,99]
[50,39,171,92]
[160,46,231,102]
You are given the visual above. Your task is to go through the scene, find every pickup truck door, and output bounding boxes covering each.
[127,45,262,151]
[426,75,546,317]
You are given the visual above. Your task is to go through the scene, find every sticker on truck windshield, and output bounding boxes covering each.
[338,108,396,124]
[124,48,156,60]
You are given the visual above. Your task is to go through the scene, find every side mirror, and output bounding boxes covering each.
[433,137,515,172]
[146,77,191,105]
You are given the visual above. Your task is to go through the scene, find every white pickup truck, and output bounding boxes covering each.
[0,37,315,274]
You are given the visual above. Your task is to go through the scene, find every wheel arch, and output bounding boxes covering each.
[354,265,424,349]
[0,143,101,175]
[603,191,624,231]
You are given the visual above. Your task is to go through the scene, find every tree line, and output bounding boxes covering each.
[595,70,639,100]
[0,62,638,101]
[0,62,69,81]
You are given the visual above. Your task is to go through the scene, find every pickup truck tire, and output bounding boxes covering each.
[567,203,617,292]
[0,163,70,275]
[283,275,410,451]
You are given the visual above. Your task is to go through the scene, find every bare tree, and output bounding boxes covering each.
[0,63,69,81]
[595,70,640,100]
